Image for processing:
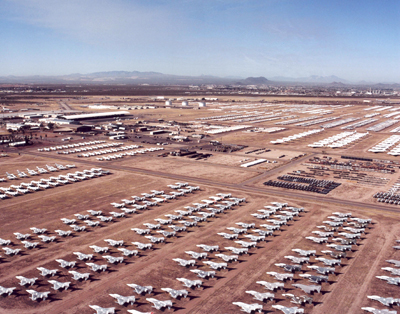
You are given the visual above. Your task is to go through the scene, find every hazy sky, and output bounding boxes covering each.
[1,0,399,82]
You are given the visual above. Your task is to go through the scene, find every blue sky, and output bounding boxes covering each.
[0,0,399,82]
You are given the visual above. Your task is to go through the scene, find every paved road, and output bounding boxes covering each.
[24,150,400,214]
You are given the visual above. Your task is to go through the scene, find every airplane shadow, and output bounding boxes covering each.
[321,290,331,295]
[172,306,186,311]
[226,267,236,271]
[188,295,200,300]
[48,295,63,303]
[312,301,323,306]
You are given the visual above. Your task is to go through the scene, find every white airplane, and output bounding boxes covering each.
[292,283,321,294]
[144,236,164,243]
[266,272,293,281]
[132,242,152,250]
[282,293,313,305]
[224,247,248,255]
[275,264,302,273]
[185,251,207,259]
[361,307,397,314]
[173,258,196,267]
[196,244,219,252]
[315,257,341,266]
[88,305,115,314]
[70,225,86,232]
[272,305,304,314]
[284,256,309,264]
[30,227,47,234]
[98,216,113,222]
[203,261,227,270]
[305,236,328,244]
[299,274,328,283]
[48,280,70,291]
[61,218,76,225]
[146,298,173,310]
[54,230,72,237]
[37,267,58,277]
[245,290,274,302]
[169,225,187,232]
[232,302,263,313]
[367,295,400,307]
[227,227,247,234]
[215,253,238,262]
[157,230,176,237]
[143,223,160,229]
[0,286,16,296]
[127,283,153,294]
[118,248,138,256]
[190,269,215,278]
[21,241,39,249]
[109,212,125,218]
[176,278,202,288]
[73,252,93,260]
[74,214,90,220]
[102,256,124,264]
[16,276,38,286]
[386,260,400,267]
[256,281,284,291]
[376,276,400,285]
[217,232,238,240]
[2,247,20,255]
[86,263,108,272]
[104,239,124,247]
[109,294,136,305]
[307,265,335,275]
[235,240,257,248]
[382,267,400,276]
[56,259,76,268]
[38,235,56,243]
[68,271,90,281]
[161,288,188,299]
[87,210,102,216]
[26,289,50,301]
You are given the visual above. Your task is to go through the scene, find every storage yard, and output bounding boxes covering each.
[0,91,400,314]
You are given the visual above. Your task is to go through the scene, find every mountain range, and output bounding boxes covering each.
[0,71,397,86]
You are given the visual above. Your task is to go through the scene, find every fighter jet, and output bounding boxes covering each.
[275,263,302,273]
[54,230,72,237]
[315,257,341,266]
[244,235,265,242]
[292,283,321,294]
[157,230,176,237]
[299,274,328,283]
[131,228,151,235]
[217,232,239,240]
[203,261,227,270]
[146,298,173,310]
[61,218,76,225]
[56,259,76,268]
[196,244,219,252]
[48,280,70,291]
[88,305,115,314]
[26,289,50,301]
[143,223,161,229]
[190,269,215,279]
[292,249,316,256]
[361,307,397,314]
[127,283,153,294]
[236,222,255,229]
[176,278,203,288]
[0,286,16,296]
[251,229,273,236]
[37,267,58,277]
[307,265,335,275]
[68,271,90,281]
[86,263,108,272]
[386,260,400,267]
[367,295,400,307]
[326,244,352,251]
[232,302,263,313]
[30,227,47,234]
[284,255,309,264]
[109,294,136,305]
[89,245,109,253]
[266,272,294,281]
[73,252,93,261]
[21,241,39,249]
[173,258,196,267]
[225,247,249,255]
[376,276,400,285]
[2,247,20,255]
[312,231,334,237]
[38,235,56,243]
[0,238,11,245]
[102,256,124,264]
[70,225,86,232]
[272,305,304,314]
[161,288,189,298]
[131,242,153,250]
[185,251,207,259]
[256,281,284,291]
[215,253,238,262]
[305,236,328,244]
[245,290,274,302]
[282,293,313,305]
[227,227,248,234]
[16,276,37,286]
[118,248,138,257]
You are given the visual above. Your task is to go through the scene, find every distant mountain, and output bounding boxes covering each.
[0,71,237,85]
[236,76,270,85]
[271,75,348,84]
